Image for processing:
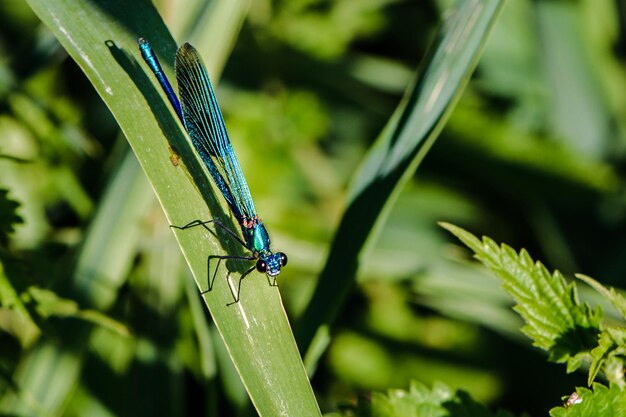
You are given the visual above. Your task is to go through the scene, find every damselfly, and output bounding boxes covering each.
[138,38,287,305]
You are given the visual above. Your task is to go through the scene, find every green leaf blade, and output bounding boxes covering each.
[18,1,321,416]
[297,0,507,362]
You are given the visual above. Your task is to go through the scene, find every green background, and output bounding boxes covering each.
[0,0,624,416]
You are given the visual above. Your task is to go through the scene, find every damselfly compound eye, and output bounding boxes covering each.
[256,259,267,273]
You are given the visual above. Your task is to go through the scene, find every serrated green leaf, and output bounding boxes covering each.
[549,383,626,417]
[345,381,521,417]
[577,274,626,322]
[588,328,626,387]
[371,382,454,417]
[441,223,602,371]
[0,189,23,246]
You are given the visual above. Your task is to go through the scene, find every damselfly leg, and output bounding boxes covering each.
[171,219,256,305]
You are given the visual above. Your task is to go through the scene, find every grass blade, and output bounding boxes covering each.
[297,0,506,361]
[17,1,320,416]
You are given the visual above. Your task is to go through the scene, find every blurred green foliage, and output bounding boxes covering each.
[1,0,626,416]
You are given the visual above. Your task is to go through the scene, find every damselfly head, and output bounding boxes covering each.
[256,252,288,276]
